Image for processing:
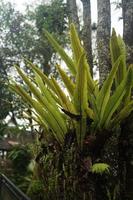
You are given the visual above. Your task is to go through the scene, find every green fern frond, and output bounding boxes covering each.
[92,163,110,174]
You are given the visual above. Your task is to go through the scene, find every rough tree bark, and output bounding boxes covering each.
[119,113,133,200]
[119,2,133,200]
[122,0,133,64]
[67,0,80,32]
[81,0,93,74]
[97,0,111,84]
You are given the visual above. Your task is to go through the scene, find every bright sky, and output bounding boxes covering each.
[8,0,123,35]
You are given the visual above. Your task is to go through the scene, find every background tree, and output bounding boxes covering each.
[119,1,133,199]
[33,0,68,73]
[97,0,111,84]
[0,0,68,130]
[0,70,12,137]
[81,0,93,72]
[122,0,133,64]
[0,0,68,74]
[67,0,80,32]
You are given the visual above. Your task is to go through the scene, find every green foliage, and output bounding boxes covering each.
[0,1,35,68]
[0,0,68,130]
[10,24,133,148]
[0,75,11,121]
[27,0,68,73]
[26,141,93,199]
[0,66,17,129]
[8,145,31,174]
[110,29,126,87]
[0,0,67,72]
[27,180,44,200]
[35,0,67,35]
[10,24,133,199]
[92,163,110,174]
[7,145,32,192]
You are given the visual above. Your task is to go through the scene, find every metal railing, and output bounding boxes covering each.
[0,174,31,200]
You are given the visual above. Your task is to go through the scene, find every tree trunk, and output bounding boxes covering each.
[97,0,111,84]
[119,113,133,200]
[122,0,133,64]
[120,2,133,199]
[67,0,80,32]
[81,0,93,74]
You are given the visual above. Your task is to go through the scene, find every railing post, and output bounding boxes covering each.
[0,174,31,200]
[0,174,2,197]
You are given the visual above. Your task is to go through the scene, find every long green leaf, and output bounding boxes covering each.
[110,101,133,126]
[26,60,76,116]
[23,111,48,131]
[70,24,95,97]
[102,67,132,128]
[123,64,133,104]
[74,52,87,113]
[10,83,64,143]
[76,115,86,148]
[96,55,123,121]
[44,30,76,75]
[56,64,75,97]
[110,29,126,85]
[25,60,56,92]
[70,23,83,64]
[74,52,88,147]
[34,72,59,111]
[15,66,67,136]
[25,60,62,106]
[51,76,76,113]
[86,60,96,96]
